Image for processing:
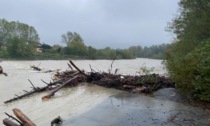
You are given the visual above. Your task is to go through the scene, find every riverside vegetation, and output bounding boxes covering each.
[166,0,210,102]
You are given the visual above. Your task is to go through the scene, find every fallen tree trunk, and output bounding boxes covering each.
[4,78,64,103]
[42,75,78,100]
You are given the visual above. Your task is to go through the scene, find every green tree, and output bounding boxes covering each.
[167,0,210,46]
[128,46,138,57]
[0,19,11,48]
[0,19,40,58]
[61,31,87,56]
[67,41,87,56]
[166,0,210,102]
[52,44,62,53]
[167,40,210,102]
[61,31,83,46]
[6,37,36,58]
[87,46,97,59]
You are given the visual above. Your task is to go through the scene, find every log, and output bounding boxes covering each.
[0,65,3,74]
[3,118,19,126]
[42,76,78,100]
[13,108,36,126]
[0,66,8,76]
[123,85,136,89]
[30,65,41,71]
[69,60,88,76]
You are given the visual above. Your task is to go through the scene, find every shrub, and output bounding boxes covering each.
[166,40,210,102]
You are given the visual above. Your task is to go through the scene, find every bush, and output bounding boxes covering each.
[166,40,210,102]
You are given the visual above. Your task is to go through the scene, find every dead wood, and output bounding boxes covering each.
[13,108,36,126]
[69,60,88,77]
[4,112,23,125]
[42,75,78,100]
[67,63,73,70]
[3,118,20,126]
[3,109,36,126]
[30,65,41,71]
[0,65,3,74]
[0,66,8,76]
[4,60,175,104]
[4,78,66,103]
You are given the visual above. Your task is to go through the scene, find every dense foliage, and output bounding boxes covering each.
[0,19,40,58]
[166,0,210,102]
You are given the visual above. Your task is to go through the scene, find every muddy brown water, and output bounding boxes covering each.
[0,59,209,126]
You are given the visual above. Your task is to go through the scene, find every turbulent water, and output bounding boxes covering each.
[1,59,209,126]
[0,59,165,125]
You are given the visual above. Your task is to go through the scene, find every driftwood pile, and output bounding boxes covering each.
[4,60,175,104]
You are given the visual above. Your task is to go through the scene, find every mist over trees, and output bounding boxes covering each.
[166,0,210,102]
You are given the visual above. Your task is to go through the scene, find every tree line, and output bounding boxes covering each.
[0,19,39,58]
[0,18,167,60]
[35,31,168,60]
[166,0,210,102]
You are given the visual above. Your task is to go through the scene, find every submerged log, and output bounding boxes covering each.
[3,118,19,126]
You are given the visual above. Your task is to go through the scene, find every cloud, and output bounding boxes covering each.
[0,0,179,48]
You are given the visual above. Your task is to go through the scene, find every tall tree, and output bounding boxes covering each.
[0,19,40,57]
[167,0,210,45]
[0,19,11,48]
[6,37,35,58]
[166,0,210,102]
[61,31,83,46]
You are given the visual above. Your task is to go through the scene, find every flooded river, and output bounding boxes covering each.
[0,59,209,126]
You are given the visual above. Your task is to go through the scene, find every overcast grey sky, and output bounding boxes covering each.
[0,0,179,48]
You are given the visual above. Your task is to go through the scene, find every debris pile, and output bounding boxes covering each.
[4,60,175,104]
[3,60,176,126]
